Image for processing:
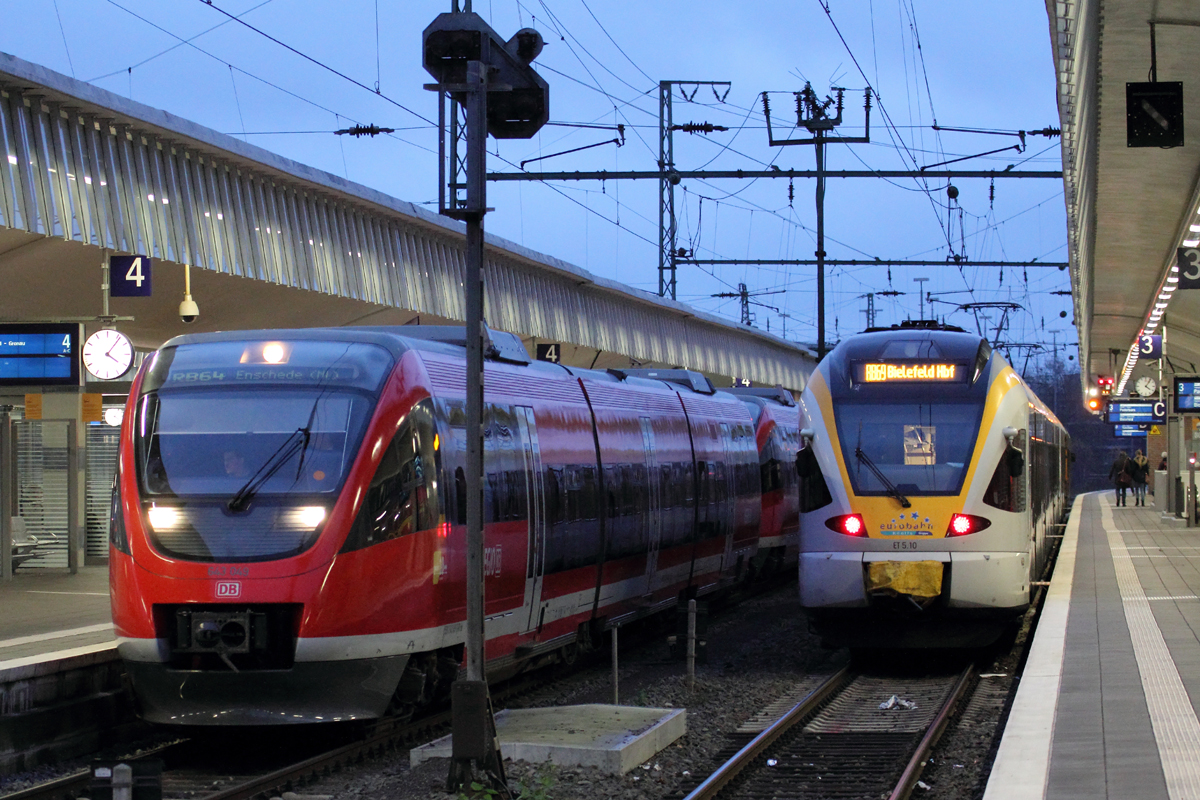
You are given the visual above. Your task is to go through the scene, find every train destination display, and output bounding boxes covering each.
[0,323,81,387]
[1105,400,1166,424]
[854,361,967,383]
[1175,377,1200,413]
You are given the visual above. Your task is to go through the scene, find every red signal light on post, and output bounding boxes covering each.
[824,514,868,537]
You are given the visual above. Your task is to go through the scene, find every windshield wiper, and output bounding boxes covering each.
[854,447,911,508]
[228,400,321,512]
[227,427,311,512]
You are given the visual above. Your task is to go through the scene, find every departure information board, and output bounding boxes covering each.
[1113,423,1149,437]
[0,323,81,386]
[1105,400,1166,424]
[1175,377,1200,413]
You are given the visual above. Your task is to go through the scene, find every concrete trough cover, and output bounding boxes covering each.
[410,704,685,774]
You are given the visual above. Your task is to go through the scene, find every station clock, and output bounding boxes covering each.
[82,329,133,380]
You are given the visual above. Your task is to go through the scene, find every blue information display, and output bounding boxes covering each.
[1114,423,1149,437]
[1175,377,1200,413]
[0,323,81,386]
[1105,400,1167,424]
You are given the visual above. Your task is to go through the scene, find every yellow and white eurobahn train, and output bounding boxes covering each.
[794,322,1071,648]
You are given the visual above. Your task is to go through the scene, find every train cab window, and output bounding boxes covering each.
[137,390,370,498]
[342,401,442,552]
[835,402,984,496]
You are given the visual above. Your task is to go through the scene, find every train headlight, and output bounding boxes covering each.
[296,506,327,528]
[147,505,182,530]
[947,513,992,536]
[824,514,868,537]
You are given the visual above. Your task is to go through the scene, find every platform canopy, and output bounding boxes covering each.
[0,52,814,393]
[1049,0,1200,395]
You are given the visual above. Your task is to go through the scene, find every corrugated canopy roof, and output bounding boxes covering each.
[1050,0,1200,392]
[0,51,814,391]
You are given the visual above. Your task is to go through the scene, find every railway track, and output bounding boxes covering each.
[678,664,974,800]
[1,672,523,800]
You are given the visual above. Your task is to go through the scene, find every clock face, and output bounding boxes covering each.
[1135,376,1157,397]
[83,329,133,381]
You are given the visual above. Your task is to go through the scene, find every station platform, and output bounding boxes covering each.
[0,567,114,669]
[986,492,1200,799]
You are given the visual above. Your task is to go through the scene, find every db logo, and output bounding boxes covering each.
[215,581,242,598]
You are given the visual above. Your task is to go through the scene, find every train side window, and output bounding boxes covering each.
[545,467,563,527]
[983,452,1015,512]
[342,401,442,552]
[487,473,501,522]
[796,445,833,512]
[455,467,467,525]
[579,466,598,520]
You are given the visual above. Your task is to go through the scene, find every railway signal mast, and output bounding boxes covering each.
[760,84,871,359]
[423,7,548,794]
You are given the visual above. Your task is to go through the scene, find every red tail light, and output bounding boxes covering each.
[824,514,868,537]
[947,513,992,537]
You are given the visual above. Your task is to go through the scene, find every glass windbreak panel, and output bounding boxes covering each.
[138,390,373,497]
[835,402,984,496]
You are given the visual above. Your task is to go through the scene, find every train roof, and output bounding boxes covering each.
[725,386,796,407]
[157,325,735,400]
[831,326,988,364]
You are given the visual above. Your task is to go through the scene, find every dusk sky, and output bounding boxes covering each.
[3,1,1074,369]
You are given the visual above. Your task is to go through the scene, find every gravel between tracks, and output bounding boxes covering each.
[305,582,840,800]
[0,579,1030,800]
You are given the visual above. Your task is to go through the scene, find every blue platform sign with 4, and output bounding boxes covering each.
[109,255,152,297]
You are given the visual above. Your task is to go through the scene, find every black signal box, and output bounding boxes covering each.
[1127,82,1184,148]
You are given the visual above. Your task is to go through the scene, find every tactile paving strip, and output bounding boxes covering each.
[1103,499,1200,799]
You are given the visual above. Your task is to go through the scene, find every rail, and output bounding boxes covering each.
[681,667,850,800]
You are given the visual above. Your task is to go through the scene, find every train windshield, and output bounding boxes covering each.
[136,340,392,499]
[835,402,984,496]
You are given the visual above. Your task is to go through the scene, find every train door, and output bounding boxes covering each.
[517,407,547,633]
[640,417,662,595]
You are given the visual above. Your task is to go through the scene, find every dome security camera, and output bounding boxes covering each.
[179,294,199,324]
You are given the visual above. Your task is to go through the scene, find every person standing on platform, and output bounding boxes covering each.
[1159,451,1169,471]
[1110,452,1132,506]
[1131,449,1150,506]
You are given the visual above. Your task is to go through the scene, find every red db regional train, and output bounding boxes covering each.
[109,326,806,725]
[794,322,1070,648]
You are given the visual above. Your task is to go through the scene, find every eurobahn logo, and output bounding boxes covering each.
[215,581,242,598]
